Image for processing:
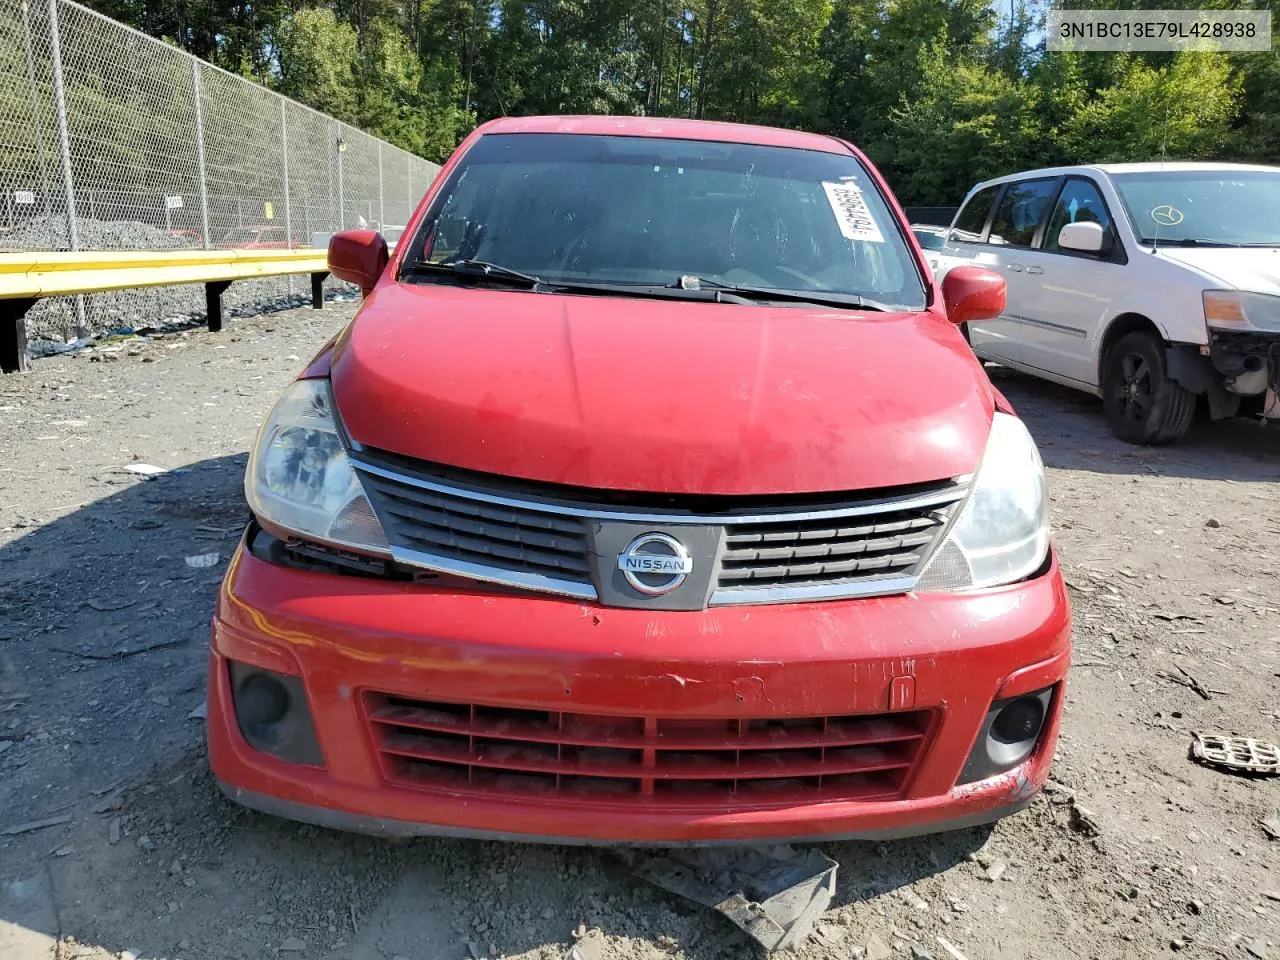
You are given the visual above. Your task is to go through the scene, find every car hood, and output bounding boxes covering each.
[329,283,994,495]
[1153,246,1280,295]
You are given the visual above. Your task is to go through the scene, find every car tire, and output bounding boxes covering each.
[1101,331,1195,445]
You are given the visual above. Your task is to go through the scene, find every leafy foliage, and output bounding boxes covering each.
[81,0,1280,204]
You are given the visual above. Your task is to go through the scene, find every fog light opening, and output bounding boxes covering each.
[227,661,326,767]
[991,695,1046,746]
[238,673,291,730]
[957,685,1056,785]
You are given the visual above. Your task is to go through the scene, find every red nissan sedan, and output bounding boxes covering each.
[207,115,1070,844]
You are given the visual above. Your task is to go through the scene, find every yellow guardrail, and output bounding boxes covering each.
[0,248,332,373]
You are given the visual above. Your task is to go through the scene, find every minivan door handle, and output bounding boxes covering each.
[1026,265,1044,275]
[1006,263,1024,272]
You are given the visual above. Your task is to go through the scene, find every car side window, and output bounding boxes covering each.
[949,185,999,243]
[1043,178,1116,255]
[988,178,1058,247]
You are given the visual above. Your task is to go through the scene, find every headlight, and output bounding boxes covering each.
[245,379,389,553]
[1203,290,1280,333]
[914,413,1049,591]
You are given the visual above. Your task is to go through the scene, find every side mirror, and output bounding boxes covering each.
[1057,221,1105,253]
[942,266,1006,326]
[328,230,389,296]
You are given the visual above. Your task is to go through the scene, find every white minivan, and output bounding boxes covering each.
[941,162,1280,444]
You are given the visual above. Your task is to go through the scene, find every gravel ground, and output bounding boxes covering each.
[1,303,1279,960]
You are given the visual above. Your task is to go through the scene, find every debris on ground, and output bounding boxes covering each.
[899,888,930,911]
[935,935,970,960]
[616,844,838,951]
[184,553,221,569]
[1166,664,1214,700]
[120,463,169,478]
[1,814,73,836]
[564,937,604,960]
[186,700,208,720]
[1190,733,1280,776]
[984,858,1008,882]
[865,932,892,960]
[1261,815,1280,841]
[85,597,135,612]
[1068,802,1102,837]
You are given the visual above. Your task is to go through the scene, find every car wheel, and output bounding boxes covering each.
[1101,331,1195,445]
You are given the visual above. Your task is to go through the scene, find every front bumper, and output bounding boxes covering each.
[208,542,1071,844]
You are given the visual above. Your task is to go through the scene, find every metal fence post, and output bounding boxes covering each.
[377,140,385,230]
[327,125,336,233]
[279,100,292,248]
[336,127,346,231]
[190,59,211,249]
[48,0,86,336]
[20,0,53,225]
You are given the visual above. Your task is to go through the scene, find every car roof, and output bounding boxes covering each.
[966,161,1280,194]
[474,115,852,155]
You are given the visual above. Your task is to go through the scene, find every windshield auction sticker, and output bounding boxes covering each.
[1047,9,1270,51]
[822,181,885,243]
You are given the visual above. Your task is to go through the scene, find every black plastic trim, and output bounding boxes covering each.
[958,686,1055,785]
[228,661,325,767]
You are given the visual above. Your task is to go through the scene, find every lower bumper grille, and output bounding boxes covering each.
[364,694,930,807]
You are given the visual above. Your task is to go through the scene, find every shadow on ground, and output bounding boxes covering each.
[1,453,993,960]
[986,364,1280,482]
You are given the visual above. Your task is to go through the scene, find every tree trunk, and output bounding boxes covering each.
[653,0,667,116]
[695,0,717,120]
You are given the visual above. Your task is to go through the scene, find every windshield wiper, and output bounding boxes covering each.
[402,259,551,288]
[671,276,895,311]
[401,262,758,303]
[1142,238,1243,248]
[400,261,898,309]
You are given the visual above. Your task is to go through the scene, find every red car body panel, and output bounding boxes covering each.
[329,285,993,494]
[209,547,1069,843]
[208,115,1070,843]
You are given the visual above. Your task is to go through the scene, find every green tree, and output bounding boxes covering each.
[1060,51,1241,162]
[273,8,360,122]
[883,43,1043,204]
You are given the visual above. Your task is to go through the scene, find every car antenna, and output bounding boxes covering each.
[1152,101,1171,255]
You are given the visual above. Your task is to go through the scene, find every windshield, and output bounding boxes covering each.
[1112,169,1280,245]
[405,133,926,309]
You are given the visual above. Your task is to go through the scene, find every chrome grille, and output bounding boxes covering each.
[716,505,950,595]
[357,468,594,594]
[351,450,965,605]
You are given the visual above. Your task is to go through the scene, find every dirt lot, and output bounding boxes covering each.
[1,301,1278,960]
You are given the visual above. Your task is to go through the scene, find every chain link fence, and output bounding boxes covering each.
[0,0,440,342]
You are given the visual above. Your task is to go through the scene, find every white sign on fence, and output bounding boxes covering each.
[13,191,36,205]
[164,195,184,210]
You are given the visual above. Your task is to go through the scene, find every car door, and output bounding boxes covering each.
[941,184,1021,361]
[959,178,1061,364]
[1016,177,1124,387]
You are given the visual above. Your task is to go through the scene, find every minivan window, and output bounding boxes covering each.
[1044,178,1116,254]
[407,133,927,309]
[1111,169,1280,246]
[913,228,946,251]
[988,179,1058,247]
[950,184,999,242]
